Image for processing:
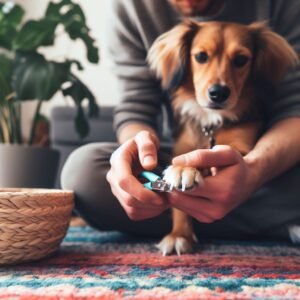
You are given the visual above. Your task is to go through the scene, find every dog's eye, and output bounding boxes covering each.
[195,52,209,64]
[233,55,249,68]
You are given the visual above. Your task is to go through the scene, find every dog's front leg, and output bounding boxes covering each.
[156,164,202,256]
[157,207,198,256]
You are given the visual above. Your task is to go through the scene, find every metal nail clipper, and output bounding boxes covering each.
[139,171,173,192]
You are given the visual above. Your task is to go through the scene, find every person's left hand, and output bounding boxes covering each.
[168,145,259,223]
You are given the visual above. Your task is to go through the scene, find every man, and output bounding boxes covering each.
[61,0,300,241]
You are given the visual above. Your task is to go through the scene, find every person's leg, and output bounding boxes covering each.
[193,163,300,241]
[60,142,172,237]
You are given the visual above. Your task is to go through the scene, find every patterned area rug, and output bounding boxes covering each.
[1,226,300,300]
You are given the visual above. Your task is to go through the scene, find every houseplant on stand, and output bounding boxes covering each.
[0,0,99,188]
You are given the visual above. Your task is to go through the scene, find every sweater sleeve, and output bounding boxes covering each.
[266,0,300,126]
[104,0,165,139]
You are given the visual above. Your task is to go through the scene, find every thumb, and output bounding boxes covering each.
[134,130,159,169]
[172,145,241,168]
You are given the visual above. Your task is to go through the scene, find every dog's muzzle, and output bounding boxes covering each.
[208,84,231,107]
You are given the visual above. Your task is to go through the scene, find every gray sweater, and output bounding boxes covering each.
[104,0,300,138]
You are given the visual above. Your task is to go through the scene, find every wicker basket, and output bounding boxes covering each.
[0,188,74,265]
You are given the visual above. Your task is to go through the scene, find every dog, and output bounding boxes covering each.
[148,20,299,255]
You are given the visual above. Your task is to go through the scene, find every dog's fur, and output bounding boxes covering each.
[148,20,299,255]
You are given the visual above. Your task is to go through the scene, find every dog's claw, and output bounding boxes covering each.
[181,183,186,192]
[175,237,193,255]
[193,233,199,243]
[157,234,194,256]
[156,238,174,256]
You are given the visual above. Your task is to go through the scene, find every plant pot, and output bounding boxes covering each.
[0,144,60,188]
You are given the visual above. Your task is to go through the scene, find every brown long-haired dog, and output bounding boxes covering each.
[148,20,298,255]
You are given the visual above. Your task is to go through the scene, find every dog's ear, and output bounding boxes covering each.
[148,19,199,92]
[250,22,299,85]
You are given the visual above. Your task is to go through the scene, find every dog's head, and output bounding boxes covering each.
[148,20,298,111]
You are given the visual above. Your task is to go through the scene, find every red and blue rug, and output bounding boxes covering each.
[1,226,300,299]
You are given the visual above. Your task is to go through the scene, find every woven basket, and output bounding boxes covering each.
[0,188,74,265]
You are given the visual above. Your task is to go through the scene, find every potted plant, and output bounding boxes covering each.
[0,0,99,188]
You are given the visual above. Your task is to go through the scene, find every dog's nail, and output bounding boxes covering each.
[193,234,199,243]
[195,172,204,186]
[181,183,186,192]
[175,245,182,256]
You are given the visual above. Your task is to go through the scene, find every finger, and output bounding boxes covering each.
[170,195,214,223]
[127,208,168,221]
[115,170,167,206]
[184,163,241,203]
[179,175,226,200]
[110,139,136,170]
[117,174,166,206]
[110,141,166,205]
[112,186,168,220]
[133,212,165,221]
[110,142,161,204]
[134,131,158,170]
[111,185,144,209]
[112,183,168,210]
[172,145,241,168]
[169,192,226,221]
[178,206,215,223]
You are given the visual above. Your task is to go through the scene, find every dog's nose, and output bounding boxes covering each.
[208,84,231,103]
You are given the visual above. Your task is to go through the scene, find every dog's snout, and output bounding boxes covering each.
[208,84,231,103]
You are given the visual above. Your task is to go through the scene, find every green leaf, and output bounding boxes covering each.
[0,24,18,49]
[69,59,84,71]
[0,2,24,27]
[12,52,71,100]
[45,0,72,20]
[0,53,13,102]
[64,20,99,63]
[62,72,99,138]
[13,19,58,50]
[74,105,89,138]
[46,1,86,26]
[0,3,24,50]
[0,53,12,82]
[46,0,99,63]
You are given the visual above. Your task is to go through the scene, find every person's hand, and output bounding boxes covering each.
[168,145,258,223]
[106,130,169,220]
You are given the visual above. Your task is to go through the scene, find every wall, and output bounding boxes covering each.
[14,0,117,137]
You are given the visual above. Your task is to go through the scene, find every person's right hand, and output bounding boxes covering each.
[106,130,169,221]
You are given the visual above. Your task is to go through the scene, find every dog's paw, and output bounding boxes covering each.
[156,233,197,256]
[163,165,203,191]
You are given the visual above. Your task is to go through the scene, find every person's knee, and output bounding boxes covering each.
[60,142,118,228]
[60,142,115,193]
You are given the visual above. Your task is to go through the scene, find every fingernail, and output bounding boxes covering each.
[212,145,228,151]
[211,145,221,151]
[172,155,185,165]
[143,155,155,166]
